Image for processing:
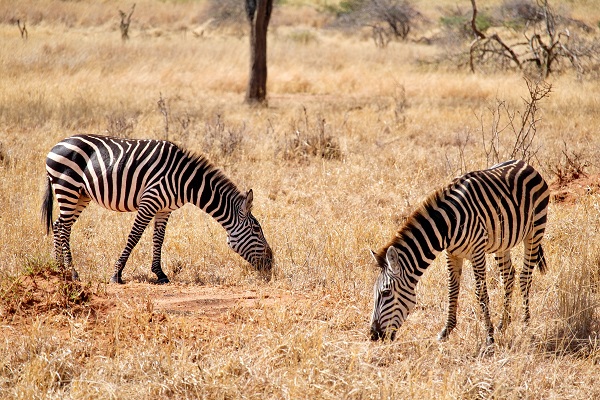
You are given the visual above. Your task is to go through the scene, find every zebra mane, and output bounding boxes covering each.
[373,184,448,269]
[179,146,243,198]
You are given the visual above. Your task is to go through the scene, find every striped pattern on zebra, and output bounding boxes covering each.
[42,134,273,284]
[369,160,549,346]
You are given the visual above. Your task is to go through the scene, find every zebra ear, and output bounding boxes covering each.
[386,246,401,276]
[370,249,385,269]
[242,189,254,214]
[370,249,377,262]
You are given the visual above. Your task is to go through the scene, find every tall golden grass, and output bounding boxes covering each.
[1,0,599,398]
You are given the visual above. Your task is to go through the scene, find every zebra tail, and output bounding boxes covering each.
[536,245,547,275]
[41,178,53,235]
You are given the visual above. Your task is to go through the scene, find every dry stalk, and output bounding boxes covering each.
[119,3,136,42]
[479,77,550,167]
[157,92,169,140]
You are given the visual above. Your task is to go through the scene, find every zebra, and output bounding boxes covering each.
[42,134,273,284]
[369,160,549,346]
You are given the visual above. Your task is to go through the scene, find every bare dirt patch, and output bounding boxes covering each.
[0,268,92,319]
[101,282,305,326]
[549,174,600,204]
[1,269,307,333]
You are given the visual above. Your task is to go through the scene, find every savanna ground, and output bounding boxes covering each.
[1,0,600,398]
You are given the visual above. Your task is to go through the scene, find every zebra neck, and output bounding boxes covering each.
[392,205,449,280]
[185,160,242,232]
[394,231,443,281]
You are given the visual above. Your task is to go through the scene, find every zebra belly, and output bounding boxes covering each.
[78,173,141,212]
[446,220,528,259]
[482,215,531,254]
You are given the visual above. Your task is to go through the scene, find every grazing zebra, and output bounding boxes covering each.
[370,160,549,346]
[42,134,273,284]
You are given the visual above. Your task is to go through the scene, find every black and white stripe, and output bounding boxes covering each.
[370,160,549,345]
[42,134,273,284]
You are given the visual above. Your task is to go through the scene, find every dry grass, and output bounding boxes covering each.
[1,0,600,398]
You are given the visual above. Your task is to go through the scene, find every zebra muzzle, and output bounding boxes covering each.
[370,323,396,341]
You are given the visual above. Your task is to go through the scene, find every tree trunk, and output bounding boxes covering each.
[245,0,272,105]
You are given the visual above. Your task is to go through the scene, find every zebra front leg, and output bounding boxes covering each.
[496,251,515,332]
[111,205,156,284]
[151,211,171,284]
[438,254,463,342]
[472,251,495,346]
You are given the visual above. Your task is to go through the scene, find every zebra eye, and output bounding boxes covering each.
[380,288,392,297]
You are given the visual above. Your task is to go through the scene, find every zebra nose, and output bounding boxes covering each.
[265,246,273,260]
[260,247,273,271]
[370,323,382,341]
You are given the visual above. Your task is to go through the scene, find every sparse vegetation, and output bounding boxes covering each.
[1,0,600,398]
[333,0,422,47]
[202,114,246,162]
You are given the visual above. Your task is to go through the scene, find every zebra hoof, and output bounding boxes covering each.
[437,328,452,342]
[110,274,125,284]
[156,277,170,285]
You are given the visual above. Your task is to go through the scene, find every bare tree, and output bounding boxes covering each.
[469,0,521,72]
[245,0,273,105]
[119,3,136,42]
[365,0,420,44]
[523,0,580,77]
[17,19,28,40]
[469,0,588,77]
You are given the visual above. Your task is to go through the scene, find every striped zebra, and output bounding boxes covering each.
[370,160,549,346]
[42,134,273,284]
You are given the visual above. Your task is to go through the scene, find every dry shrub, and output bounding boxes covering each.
[282,107,342,163]
[105,112,138,138]
[202,114,245,161]
[548,145,589,187]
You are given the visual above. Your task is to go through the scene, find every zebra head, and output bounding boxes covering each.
[227,189,273,275]
[370,246,416,341]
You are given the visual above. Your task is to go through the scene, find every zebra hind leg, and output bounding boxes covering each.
[520,241,541,325]
[52,220,64,268]
[496,251,515,332]
[57,217,80,281]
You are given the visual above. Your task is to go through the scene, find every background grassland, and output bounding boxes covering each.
[1,0,600,398]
